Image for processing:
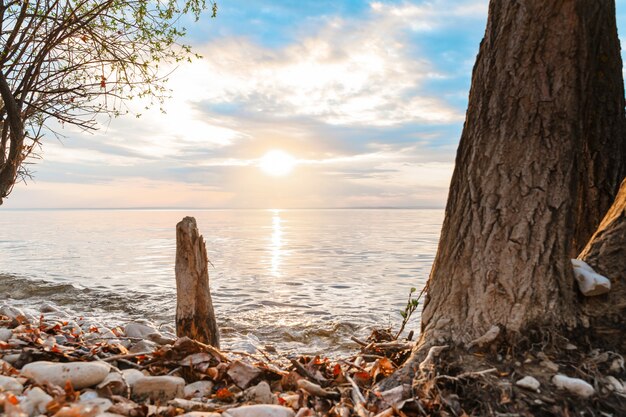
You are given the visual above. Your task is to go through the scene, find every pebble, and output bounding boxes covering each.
[124,322,161,339]
[80,397,113,413]
[243,381,276,404]
[223,405,296,417]
[179,413,222,417]
[122,369,146,387]
[553,374,595,398]
[184,380,215,398]
[132,375,185,402]
[129,339,159,353]
[228,360,262,388]
[0,328,12,341]
[97,372,128,396]
[20,387,53,416]
[0,375,23,393]
[21,360,111,389]
[147,332,177,345]
[516,376,540,391]
[605,376,625,393]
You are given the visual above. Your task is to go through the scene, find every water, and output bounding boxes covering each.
[0,209,443,356]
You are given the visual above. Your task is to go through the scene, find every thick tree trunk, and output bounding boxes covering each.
[578,178,626,350]
[175,216,220,348]
[419,0,626,347]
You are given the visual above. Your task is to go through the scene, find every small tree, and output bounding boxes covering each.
[0,0,217,203]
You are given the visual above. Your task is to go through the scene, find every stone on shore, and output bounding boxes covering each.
[227,360,261,388]
[184,380,215,399]
[516,376,540,391]
[553,374,595,398]
[124,322,161,339]
[179,413,222,417]
[0,375,23,394]
[131,375,185,402]
[21,361,111,389]
[243,381,276,404]
[223,404,296,417]
[97,372,128,396]
[129,339,159,353]
[122,369,146,387]
[0,328,12,342]
[20,387,53,416]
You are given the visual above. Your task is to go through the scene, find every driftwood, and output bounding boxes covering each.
[175,216,220,348]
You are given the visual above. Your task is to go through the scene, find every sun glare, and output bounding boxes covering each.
[259,150,296,176]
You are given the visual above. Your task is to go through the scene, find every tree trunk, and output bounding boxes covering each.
[578,178,626,350]
[419,0,626,347]
[175,216,220,348]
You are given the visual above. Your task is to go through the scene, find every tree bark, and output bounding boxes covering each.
[175,216,220,348]
[578,178,626,350]
[419,0,626,347]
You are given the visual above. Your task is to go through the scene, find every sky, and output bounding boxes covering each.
[5,0,626,209]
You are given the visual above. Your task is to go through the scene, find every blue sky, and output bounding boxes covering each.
[5,0,626,208]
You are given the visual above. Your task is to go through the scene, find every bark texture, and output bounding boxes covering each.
[420,0,626,346]
[579,178,626,350]
[175,216,220,348]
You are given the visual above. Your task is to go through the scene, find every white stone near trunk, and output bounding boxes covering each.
[21,361,110,389]
[571,259,611,296]
[243,381,276,404]
[516,376,540,391]
[553,374,595,398]
[223,405,296,417]
[131,375,185,402]
[0,375,23,393]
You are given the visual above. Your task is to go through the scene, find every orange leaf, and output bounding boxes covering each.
[332,364,342,377]
[215,387,234,401]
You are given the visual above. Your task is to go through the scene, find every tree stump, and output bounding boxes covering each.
[175,216,220,348]
[579,178,626,350]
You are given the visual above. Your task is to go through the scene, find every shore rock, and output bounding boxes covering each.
[20,387,53,416]
[516,376,540,391]
[97,372,128,396]
[179,413,222,417]
[0,328,12,342]
[223,405,296,417]
[184,380,215,399]
[124,322,161,339]
[132,375,185,402]
[122,369,146,387]
[228,360,262,388]
[243,381,275,404]
[129,339,159,353]
[553,374,595,398]
[0,375,23,394]
[21,361,111,389]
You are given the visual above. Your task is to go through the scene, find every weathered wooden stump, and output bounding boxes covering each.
[175,216,220,347]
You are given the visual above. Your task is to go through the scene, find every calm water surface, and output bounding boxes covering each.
[0,209,442,355]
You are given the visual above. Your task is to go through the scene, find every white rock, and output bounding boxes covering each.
[124,322,160,339]
[571,262,611,296]
[184,380,214,398]
[227,360,262,388]
[132,375,185,402]
[147,332,176,345]
[605,376,625,393]
[553,374,595,398]
[179,413,222,417]
[223,405,296,417]
[80,397,113,413]
[122,369,146,387]
[0,375,23,393]
[244,381,276,404]
[0,304,25,320]
[0,328,12,342]
[129,339,158,353]
[20,387,53,416]
[97,372,128,396]
[2,354,21,365]
[516,376,540,391]
[21,361,111,389]
[571,259,594,272]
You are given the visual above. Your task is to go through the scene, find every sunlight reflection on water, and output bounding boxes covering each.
[0,209,443,356]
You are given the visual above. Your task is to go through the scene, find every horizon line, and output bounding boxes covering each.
[1,206,445,211]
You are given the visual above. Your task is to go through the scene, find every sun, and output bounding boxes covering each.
[259,150,296,176]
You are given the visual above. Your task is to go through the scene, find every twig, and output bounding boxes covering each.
[351,336,368,347]
[291,358,328,386]
[101,351,153,362]
[435,367,498,381]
